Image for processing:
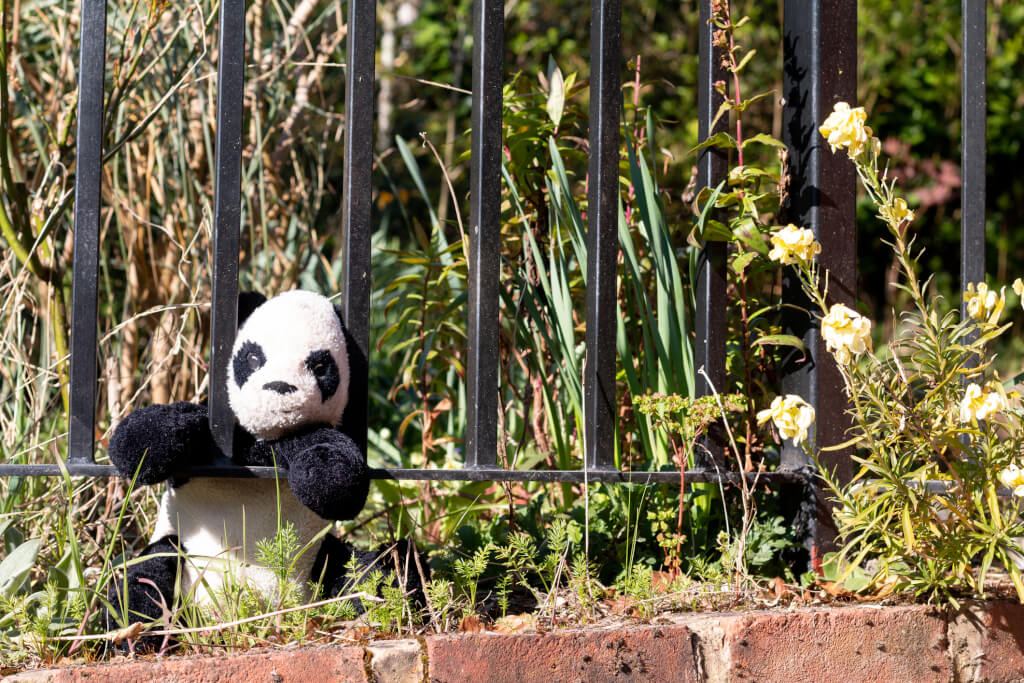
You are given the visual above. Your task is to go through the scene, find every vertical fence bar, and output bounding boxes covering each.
[340,0,376,455]
[583,0,621,471]
[67,0,107,464]
[208,0,246,458]
[464,0,503,469]
[781,0,857,475]
[694,0,727,465]
[782,0,857,565]
[961,0,986,313]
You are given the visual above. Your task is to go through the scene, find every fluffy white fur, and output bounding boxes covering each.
[227,290,349,441]
[151,478,328,602]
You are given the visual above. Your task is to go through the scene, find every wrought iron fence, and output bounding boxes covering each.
[0,0,990,559]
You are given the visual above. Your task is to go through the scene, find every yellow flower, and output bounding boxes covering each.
[1013,278,1023,298]
[819,102,878,159]
[879,197,915,226]
[964,282,1005,323]
[821,303,872,365]
[1000,464,1024,497]
[959,382,1008,423]
[768,224,821,265]
[756,395,815,445]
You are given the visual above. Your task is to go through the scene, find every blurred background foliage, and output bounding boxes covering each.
[2,0,1024,635]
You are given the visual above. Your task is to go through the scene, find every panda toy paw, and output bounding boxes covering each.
[108,401,213,484]
[276,428,370,521]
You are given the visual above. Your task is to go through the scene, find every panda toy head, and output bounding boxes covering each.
[227,290,350,441]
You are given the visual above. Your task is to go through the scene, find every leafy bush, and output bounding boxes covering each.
[781,103,1024,605]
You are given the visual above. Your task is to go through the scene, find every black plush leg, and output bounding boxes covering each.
[375,539,429,609]
[312,535,430,613]
[104,535,181,652]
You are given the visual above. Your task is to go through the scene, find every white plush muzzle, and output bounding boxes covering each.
[227,290,349,441]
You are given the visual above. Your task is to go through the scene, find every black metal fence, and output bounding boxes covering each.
[0,1,989,558]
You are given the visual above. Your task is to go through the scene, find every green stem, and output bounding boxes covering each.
[50,291,70,415]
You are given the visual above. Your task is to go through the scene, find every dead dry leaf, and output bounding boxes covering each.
[459,614,487,632]
[494,613,537,633]
[651,571,676,592]
[604,597,634,616]
[343,625,373,641]
[819,581,873,601]
[111,621,144,644]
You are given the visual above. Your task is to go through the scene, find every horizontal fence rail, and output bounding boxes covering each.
[5,0,987,507]
[0,462,808,485]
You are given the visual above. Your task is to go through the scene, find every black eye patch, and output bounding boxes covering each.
[233,341,266,387]
[305,349,340,402]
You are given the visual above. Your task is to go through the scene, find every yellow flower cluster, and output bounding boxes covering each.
[756,395,815,445]
[964,282,1005,323]
[1000,463,1024,497]
[768,224,821,265]
[1014,279,1024,313]
[879,197,915,227]
[821,303,872,365]
[959,382,1008,423]
[819,102,880,159]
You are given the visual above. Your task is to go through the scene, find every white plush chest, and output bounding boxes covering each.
[151,478,329,603]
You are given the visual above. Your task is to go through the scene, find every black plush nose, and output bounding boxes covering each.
[264,381,297,395]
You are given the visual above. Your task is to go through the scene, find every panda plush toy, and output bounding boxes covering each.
[105,290,421,642]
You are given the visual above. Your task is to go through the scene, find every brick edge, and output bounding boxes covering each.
[9,601,1024,682]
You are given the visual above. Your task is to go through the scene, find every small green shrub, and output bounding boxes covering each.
[769,102,1024,605]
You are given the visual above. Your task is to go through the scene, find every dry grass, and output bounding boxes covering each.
[1,1,387,666]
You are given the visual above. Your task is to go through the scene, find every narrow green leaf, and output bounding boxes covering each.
[689,131,737,155]
[751,333,806,352]
[735,48,758,73]
[742,132,787,149]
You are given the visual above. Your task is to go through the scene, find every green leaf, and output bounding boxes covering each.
[733,218,769,255]
[687,181,727,247]
[546,57,566,127]
[751,334,806,353]
[733,91,776,112]
[742,132,787,149]
[732,251,758,275]
[0,537,41,596]
[690,219,733,244]
[689,131,737,155]
[711,99,732,130]
[735,48,758,73]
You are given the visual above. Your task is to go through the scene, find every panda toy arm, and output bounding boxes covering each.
[251,426,369,521]
[108,401,214,485]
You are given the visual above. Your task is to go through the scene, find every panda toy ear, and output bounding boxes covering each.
[334,305,368,452]
[238,291,268,328]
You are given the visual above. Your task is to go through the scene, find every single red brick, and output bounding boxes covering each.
[425,625,699,683]
[46,645,368,683]
[717,605,949,682]
[949,600,1024,682]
